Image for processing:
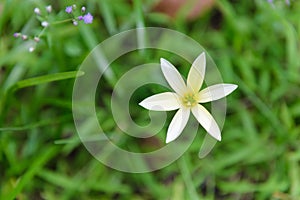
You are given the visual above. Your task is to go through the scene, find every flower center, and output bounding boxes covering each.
[182,93,198,107]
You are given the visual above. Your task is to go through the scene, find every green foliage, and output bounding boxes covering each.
[0,0,300,199]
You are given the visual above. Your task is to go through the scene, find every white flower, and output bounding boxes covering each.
[46,5,52,13]
[139,52,238,143]
[28,47,35,52]
[34,7,41,15]
[41,21,49,27]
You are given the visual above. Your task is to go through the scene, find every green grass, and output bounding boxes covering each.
[1,0,300,199]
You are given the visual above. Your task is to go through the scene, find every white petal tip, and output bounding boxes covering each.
[160,58,167,63]
[226,84,238,95]
[165,131,182,143]
[209,134,221,141]
[213,131,222,141]
[197,52,206,63]
[166,137,176,143]
[208,124,222,141]
[138,101,146,108]
[231,84,238,90]
[139,101,151,110]
[165,139,171,144]
[160,58,172,68]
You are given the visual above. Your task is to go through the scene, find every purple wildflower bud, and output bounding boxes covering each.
[83,13,93,24]
[46,5,52,13]
[41,21,49,27]
[21,35,28,40]
[65,6,73,13]
[73,20,78,26]
[34,7,41,15]
[286,0,290,5]
[78,16,83,20]
[34,37,40,42]
[13,32,21,38]
[29,47,35,52]
[81,6,86,12]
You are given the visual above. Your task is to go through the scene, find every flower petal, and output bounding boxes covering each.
[191,104,221,141]
[161,58,186,96]
[187,52,206,92]
[198,84,238,103]
[166,108,190,143]
[139,92,181,111]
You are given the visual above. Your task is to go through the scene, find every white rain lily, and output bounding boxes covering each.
[139,52,238,143]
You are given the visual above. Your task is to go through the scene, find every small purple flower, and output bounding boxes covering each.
[78,16,83,21]
[267,0,274,7]
[13,32,21,38]
[83,13,93,24]
[65,6,73,13]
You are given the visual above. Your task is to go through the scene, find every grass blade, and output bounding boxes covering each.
[9,71,84,92]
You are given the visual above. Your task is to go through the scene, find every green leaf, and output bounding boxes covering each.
[9,71,84,92]
[3,146,59,200]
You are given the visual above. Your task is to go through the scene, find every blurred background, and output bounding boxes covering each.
[0,0,300,199]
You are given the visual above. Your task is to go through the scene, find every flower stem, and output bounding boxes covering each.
[51,18,73,25]
[37,27,48,38]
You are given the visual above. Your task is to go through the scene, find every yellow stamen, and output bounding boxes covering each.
[182,93,198,107]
